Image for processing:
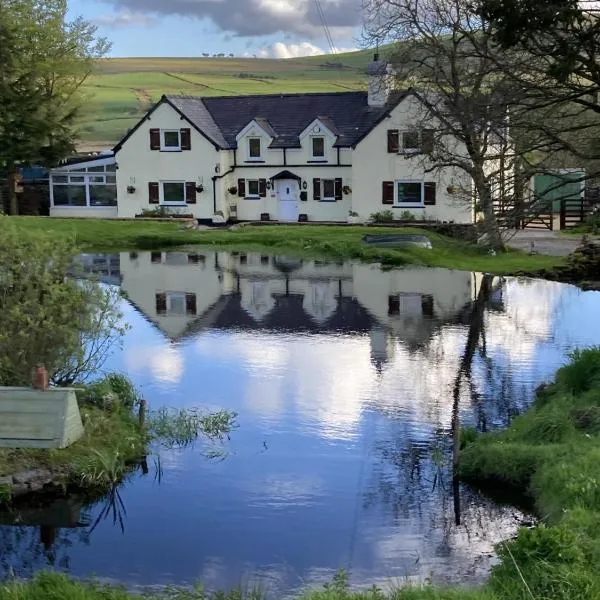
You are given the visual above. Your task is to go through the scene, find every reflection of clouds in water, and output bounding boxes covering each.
[374,327,465,431]
[189,276,566,440]
[294,338,373,440]
[125,343,184,385]
[485,278,564,361]
[195,334,371,440]
[246,474,325,508]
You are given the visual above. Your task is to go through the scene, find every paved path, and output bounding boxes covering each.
[505,230,591,257]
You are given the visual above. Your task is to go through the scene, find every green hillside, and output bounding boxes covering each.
[78,48,384,148]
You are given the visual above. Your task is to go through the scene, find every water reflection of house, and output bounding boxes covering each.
[118,251,477,369]
[73,253,122,286]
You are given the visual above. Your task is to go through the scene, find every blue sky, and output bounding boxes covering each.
[70,0,363,58]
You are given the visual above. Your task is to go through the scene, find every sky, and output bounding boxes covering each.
[70,0,364,58]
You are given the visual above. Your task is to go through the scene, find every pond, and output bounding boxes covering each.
[2,250,600,595]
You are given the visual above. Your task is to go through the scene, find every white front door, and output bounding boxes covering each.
[278,180,299,222]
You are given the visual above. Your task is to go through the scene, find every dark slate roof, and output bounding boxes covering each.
[164,91,405,149]
[167,96,228,148]
[178,293,378,340]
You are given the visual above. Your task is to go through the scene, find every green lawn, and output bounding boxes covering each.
[10,218,562,275]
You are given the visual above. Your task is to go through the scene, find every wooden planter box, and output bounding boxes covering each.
[0,388,84,449]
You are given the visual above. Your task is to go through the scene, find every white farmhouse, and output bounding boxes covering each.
[49,55,472,224]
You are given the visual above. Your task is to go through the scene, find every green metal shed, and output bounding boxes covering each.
[534,170,585,213]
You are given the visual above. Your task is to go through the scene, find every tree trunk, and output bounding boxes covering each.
[7,166,18,216]
[475,173,504,252]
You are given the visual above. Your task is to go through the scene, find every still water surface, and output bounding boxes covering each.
[2,250,600,594]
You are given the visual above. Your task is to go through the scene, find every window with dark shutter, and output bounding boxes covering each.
[421,130,435,154]
[259,179,267,197]
[185,182,197,204]
[238,178,246,197]
[156,293,167,315]
[422,295,434,317]
[387,130,399,153]
[150,129,160,150]
[382,181,394,204]
[180,128,192,151]
[334,178,343,201]
[424,182,437,205]
[186,293,197,315]
[313,178,321,201]
[149,182,159,204]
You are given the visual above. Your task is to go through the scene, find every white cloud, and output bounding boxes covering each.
[251,41,358,59]
[100,0,361,38]
[93,11,156,28]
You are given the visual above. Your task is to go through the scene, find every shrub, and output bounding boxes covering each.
[77,373,141,410]
[369,210,394,223]
[0,217,124,386]
[399,210,416,221]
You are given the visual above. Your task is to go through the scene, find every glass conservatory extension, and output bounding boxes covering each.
[49,154,117,217]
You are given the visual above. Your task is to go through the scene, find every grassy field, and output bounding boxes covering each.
[78,49,377,148]
[9,218,563,275]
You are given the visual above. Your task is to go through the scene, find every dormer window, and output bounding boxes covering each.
[248,137,262,160]
[311,136,325,160]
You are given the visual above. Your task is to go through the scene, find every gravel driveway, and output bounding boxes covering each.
[505,229,592,257]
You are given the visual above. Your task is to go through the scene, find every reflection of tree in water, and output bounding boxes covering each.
[0,518,91,578]
[0,485,127,580]
[362,276,530,580]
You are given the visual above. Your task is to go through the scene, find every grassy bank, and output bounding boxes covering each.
[4,351,600,599]
[0,374,237,499]
[11,218,562,275]
[459,347,600,599]
[0,375,145,498]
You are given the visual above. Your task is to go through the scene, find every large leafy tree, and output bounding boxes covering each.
[363,0,541,250]
[0,0,110,214]
[478,0,600,159]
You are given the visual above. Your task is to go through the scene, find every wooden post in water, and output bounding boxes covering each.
[138,399,147,428]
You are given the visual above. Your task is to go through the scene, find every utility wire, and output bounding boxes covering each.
[314,0,337,55]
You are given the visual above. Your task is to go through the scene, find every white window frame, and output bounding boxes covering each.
[161,129,182,152]
[310,136,327,161]
[248,137,262,161]
[161,181,187,205]
[321,178,336,202]
[246,179,260,199]
[395,180,425,208]
[166,292,187,315]
[50,170,117,209]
